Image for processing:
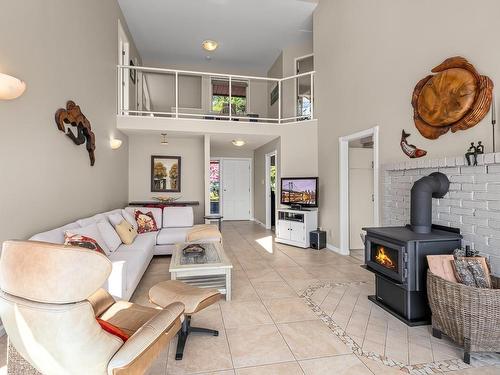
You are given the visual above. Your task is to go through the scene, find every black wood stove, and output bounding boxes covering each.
[364,172,462,326]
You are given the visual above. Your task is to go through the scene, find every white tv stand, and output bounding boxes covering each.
[275,208,318,248]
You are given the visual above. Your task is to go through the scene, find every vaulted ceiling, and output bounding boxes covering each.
[118,0,316,75]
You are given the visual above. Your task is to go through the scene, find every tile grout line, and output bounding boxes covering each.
[233,224,302,369]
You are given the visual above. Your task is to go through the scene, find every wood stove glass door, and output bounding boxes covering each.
[366,238,405,283]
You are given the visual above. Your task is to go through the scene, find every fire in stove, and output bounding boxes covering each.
[374,247,396,270]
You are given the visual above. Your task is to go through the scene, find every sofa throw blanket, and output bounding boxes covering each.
[186,224,221,243]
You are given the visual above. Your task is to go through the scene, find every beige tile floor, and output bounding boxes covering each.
[132,222,499,375]
[0,221,498,375]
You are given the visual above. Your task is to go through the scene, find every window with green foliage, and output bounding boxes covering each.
[210,160,220,214]
[211,79,248,114]
[270,165,276,192]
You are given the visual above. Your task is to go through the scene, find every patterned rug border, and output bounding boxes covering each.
[299,281,488,375]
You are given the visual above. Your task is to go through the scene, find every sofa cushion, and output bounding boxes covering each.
[108,233,156,290]
[125,207,162,228]
[162,207,194,228]
[97,221,121,253]
[108,213,124,227]
[121,209,138,230]
[157,227,190,245]
[118,231,158,252]
[65,223,111,255]
[30,222,80,244]
[77,209,123,227]
[77,213,107,228]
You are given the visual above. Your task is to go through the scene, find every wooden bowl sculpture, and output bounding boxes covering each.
[412,57,493,139]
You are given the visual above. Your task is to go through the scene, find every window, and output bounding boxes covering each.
[211,79,248,115]
[210,160,221,214]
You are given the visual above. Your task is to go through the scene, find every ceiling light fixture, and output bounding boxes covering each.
[202,40,218,52]
[161,133,168,145]
[0,72,26,100]
[232,139,245,147]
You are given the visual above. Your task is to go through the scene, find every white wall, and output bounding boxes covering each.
[267,53,283,118]
[128,135,205,223]
[211,145,255,159]
[266,39,314,119]
[314,0,500,248]
[0,0,140,244]
[281,40,314,119]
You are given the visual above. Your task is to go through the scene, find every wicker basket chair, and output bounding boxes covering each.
[427,271,500,364]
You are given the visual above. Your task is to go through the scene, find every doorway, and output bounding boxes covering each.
[221,158,252,221]
[265,151,277,230]
[295,54,314,118]
[348,139,374,261]
[339,126,380,256]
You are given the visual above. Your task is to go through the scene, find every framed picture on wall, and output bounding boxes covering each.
[151,155,181,192]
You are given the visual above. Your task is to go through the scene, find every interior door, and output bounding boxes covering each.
[349,148,374,249]
[222,159,251,220]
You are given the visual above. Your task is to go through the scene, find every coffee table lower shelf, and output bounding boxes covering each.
[175,274,229,297]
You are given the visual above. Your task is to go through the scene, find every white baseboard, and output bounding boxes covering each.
[327,243,349,256]
[253,218,266,228]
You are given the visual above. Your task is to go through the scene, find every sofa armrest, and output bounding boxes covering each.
[105,261,127,299]
[107,302,184,375]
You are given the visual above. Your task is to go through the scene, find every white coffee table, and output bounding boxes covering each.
[170,242,233,300]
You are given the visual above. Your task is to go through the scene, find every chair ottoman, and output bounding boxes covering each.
[149,280,221,360]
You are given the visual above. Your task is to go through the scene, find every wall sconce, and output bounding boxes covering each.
[110,138,123,150]
[0,72,26,100]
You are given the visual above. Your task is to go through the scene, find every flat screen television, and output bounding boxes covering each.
[280,177,318,208]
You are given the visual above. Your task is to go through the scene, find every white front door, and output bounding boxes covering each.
[222,159,251,220]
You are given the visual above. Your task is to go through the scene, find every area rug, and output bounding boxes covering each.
[300,281,500,375]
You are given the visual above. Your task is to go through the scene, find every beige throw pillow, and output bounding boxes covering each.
[115,220,137,245]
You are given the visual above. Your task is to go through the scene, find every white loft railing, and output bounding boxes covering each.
[117,65,315,124]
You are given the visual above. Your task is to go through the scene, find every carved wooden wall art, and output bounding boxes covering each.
[412,56,493,139]
[55,101,96,166]
[400,130,427,158]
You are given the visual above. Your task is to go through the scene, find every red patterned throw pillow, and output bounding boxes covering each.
[96,318,130,342]
[64,233,106,256]
[134,210,158,234]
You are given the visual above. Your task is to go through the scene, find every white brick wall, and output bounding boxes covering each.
[382,152,500,275]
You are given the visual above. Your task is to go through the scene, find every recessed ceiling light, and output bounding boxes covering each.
[202,40,218,52]
[160,133,168,145]
[232,139,245,147]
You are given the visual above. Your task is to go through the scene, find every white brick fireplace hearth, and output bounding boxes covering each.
[382,152,500,275]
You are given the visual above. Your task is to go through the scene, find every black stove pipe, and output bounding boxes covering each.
[410,172,450,234]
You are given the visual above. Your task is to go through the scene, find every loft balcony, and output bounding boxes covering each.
[116,65,315,126]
